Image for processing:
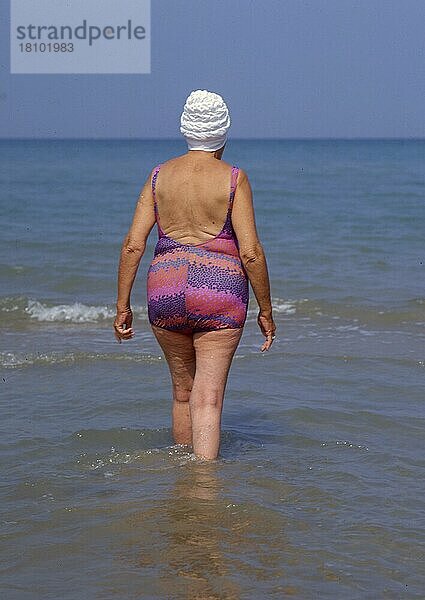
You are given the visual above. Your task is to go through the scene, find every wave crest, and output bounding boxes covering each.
[25,300,114,323]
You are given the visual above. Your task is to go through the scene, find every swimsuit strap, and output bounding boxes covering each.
[152,163,162,209]
[229,165,239,210]
[151,164,164,236]
[218,165,239,238]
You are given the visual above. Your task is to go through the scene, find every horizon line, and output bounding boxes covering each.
[1,136,424,141]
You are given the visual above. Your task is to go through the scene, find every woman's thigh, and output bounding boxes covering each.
[150,325,196,392]
[192,328,243,399]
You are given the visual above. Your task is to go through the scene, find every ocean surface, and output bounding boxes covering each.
[0,138,424,599]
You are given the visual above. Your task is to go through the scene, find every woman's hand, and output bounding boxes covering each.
[257,310,276,352]
[113,307,134,343]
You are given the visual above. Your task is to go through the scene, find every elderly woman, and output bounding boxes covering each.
[114,90,276,461]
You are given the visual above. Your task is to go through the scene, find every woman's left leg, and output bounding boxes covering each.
[150,324,196,446]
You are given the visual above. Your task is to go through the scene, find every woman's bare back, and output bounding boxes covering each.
[152,155,236,245]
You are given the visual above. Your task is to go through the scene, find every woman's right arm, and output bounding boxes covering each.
[231,168,276,352]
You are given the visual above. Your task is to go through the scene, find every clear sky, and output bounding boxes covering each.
[1,0,424,138]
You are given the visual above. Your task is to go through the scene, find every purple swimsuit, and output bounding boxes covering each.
[147,163,249,334]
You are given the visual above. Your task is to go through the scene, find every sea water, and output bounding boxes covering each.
[0,139,424,598]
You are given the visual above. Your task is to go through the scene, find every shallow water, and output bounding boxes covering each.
[1,139,424,598]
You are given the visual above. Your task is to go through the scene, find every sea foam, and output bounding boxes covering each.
[25,300,114,323]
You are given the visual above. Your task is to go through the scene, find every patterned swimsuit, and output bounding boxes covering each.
[147,163,249,334]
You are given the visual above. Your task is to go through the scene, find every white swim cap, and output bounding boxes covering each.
[180,89,231,151]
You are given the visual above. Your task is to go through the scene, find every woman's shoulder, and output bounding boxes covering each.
[167,156,244,169]
[151,156,247,180]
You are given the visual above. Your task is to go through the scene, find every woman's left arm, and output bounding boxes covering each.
[114,169,156,343]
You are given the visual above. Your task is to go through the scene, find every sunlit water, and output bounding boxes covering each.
[1,139,424,599]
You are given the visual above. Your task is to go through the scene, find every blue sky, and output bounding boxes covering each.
[1,0,424,138]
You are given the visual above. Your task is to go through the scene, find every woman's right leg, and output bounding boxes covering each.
[190,328,243,460]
